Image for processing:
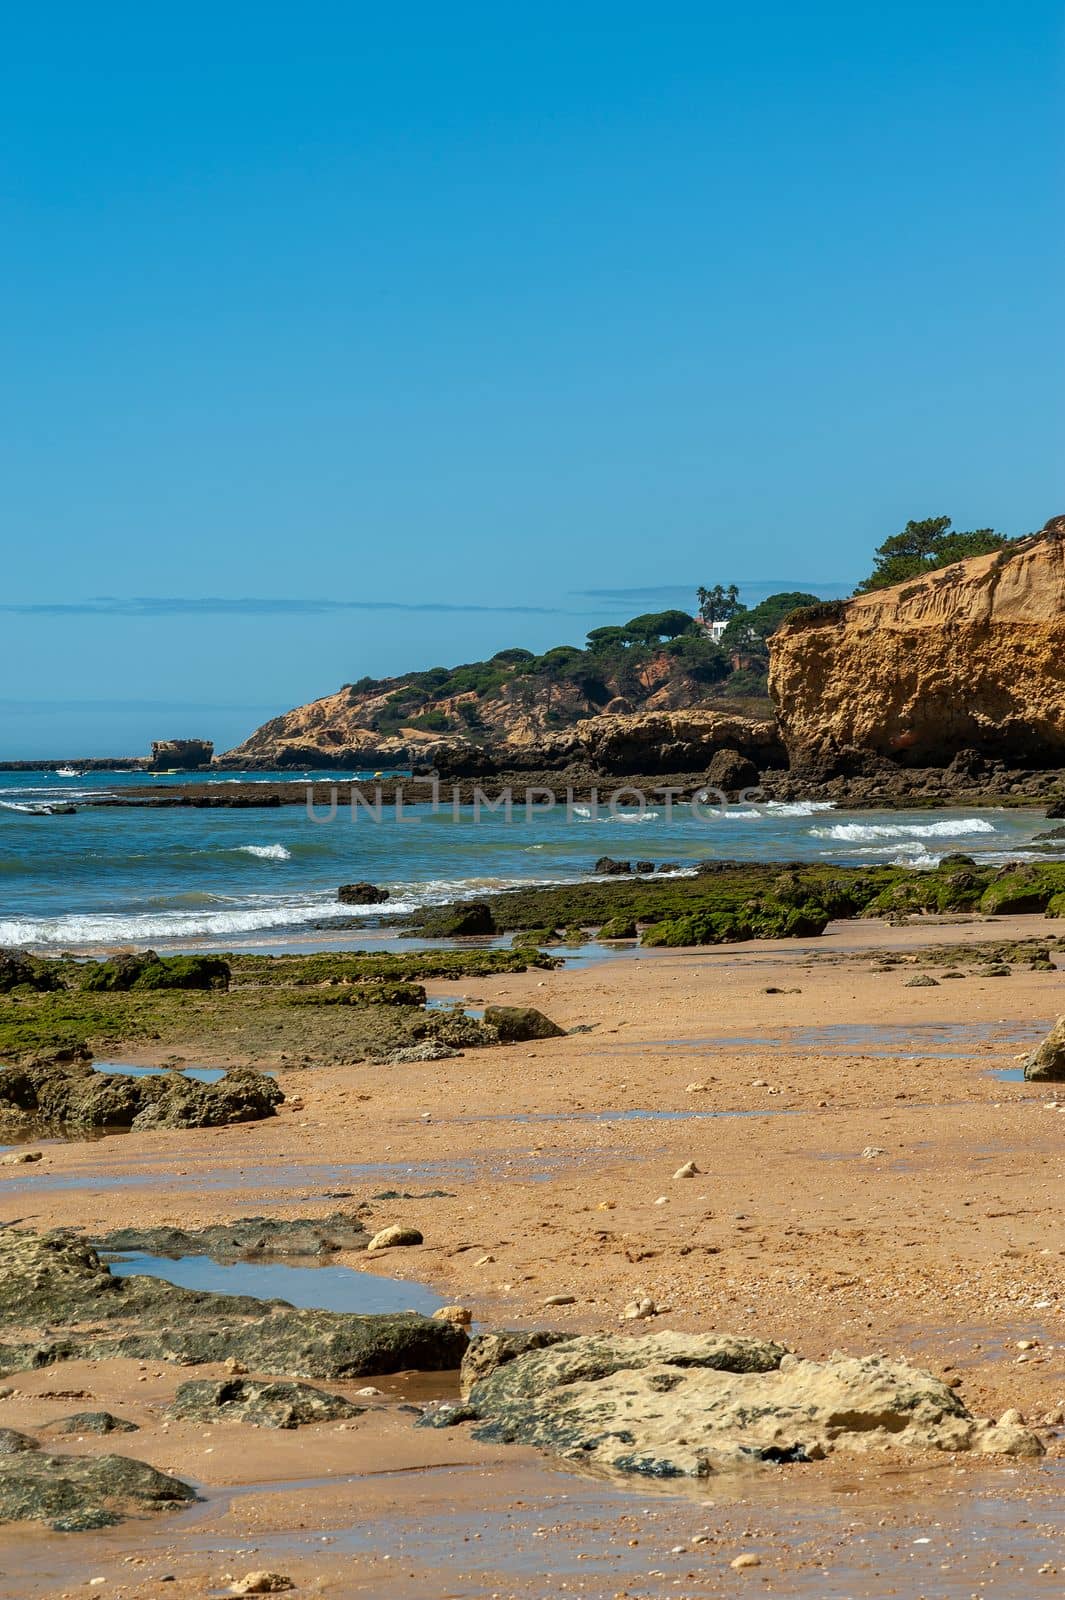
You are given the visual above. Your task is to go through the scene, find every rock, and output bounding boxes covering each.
[167,1377,363,1429]
[984,963,1012,976]
[440,1330,1043,1476]
[0,1060,282,1134]
[96,1213,370,1259]
[231,1575,295,1596]
[705,748,759,794]
[382,1042,460,1064]
[621,1296,660,1321]
[0,1430,39,1454]
[45,1413,138,1436]
[771,521,1065,772]
[432,1306,473,1326]
[594,857,631,875]
[417,902,496,936]
[0,1229,467,1381]
[860,1147,887,1159]
[904,975,939,987]
[599,917,638,940]
[0,1449,198,1531]
[366,1224,423,1252]
[0,950,63,994]
[634,860,655,875]
[543,1294,576,1307]
[459,1330,573,1398]
[731,1554,762,1570]
[338,882,390,905]
[0,1151,42,1165]
[672,1162,698,1179]
[1023,1017,1065,1081]
[81,951,230,993]
[483,1005,566,1043]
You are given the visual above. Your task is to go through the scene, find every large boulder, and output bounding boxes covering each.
[0,1449,198,1532]
[1023,1016,1065,1081]
[705,748,760,794]
[433,1330,1043,1476]
[167,1377,363,1429]
[483,1006,566,1042]
[338,882,390,905]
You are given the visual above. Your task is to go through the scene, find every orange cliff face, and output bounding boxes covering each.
[768,517,1065,772]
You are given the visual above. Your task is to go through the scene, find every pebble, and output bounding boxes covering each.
[860,1146,887,1159]
[0,1151,42,1165]
[543,1294,576,1306]
[224,1357,248,1375]
[355,1386,383,1396]
[653,1195,669,1206]
[673,1161,699,1179]
[730,1553,762,1570]
[621,1296,659,1321]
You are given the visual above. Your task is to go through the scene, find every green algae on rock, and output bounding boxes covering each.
[167,1376,364,1428]
[0,947,554,1066]
[0,1230,468,1383]
[0,1449,198,1531]
[403,859,1065,949]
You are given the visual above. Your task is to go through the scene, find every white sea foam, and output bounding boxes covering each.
[810,818,996,844]
[763,800,837,816]
[233,843,292,860]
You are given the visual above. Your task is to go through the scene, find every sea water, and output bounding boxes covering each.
[0,769,1057,952]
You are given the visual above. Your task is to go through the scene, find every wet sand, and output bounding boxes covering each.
[1,914,1063,1595]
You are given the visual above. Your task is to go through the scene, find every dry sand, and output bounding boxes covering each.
[0,914,1061,1596]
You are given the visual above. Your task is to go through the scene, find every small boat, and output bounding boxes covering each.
[55,766,84,778]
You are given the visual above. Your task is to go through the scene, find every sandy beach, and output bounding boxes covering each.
[1,913,1061,1596]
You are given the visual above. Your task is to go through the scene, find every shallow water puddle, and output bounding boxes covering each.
[594,1019,1053,1058]
[106,1249,448,1316]
[93,1061,229,1084]
[2,1147,609,1195]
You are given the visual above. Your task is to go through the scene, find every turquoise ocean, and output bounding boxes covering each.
[0,769,1058,952]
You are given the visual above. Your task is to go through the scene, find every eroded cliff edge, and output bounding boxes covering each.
[769,517,1065,775]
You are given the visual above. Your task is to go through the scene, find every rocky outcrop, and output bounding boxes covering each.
[0,1230,467,1381]
[433,1330,1043,1475]
[167,1377,363,1429]
[96,1213,370,1258]
[0,1060,282,1133]
[148,739,213,770]
[0,1448,198,1531]
[434,710,784,778]
[770,519,1065,772]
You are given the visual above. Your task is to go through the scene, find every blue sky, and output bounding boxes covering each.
[2,2,1061,756]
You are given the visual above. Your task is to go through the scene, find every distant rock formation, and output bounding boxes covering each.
[769,517,1065,774]
[149,739,214,770]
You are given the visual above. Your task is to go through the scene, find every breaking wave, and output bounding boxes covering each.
[232,843,292,860]
[810,818,997,844]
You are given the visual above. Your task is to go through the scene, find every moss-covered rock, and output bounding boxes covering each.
[167,1377,363,1429]
[483,1006,567,1042]
[598,917,638,940]
[0,1449,198,1531]
[82,952,230,993]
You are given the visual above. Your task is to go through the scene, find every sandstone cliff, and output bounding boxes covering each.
[223,648,772,771]
[769,517,1065,771]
